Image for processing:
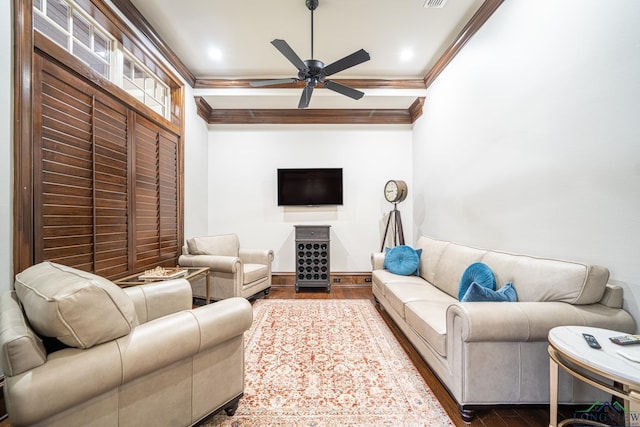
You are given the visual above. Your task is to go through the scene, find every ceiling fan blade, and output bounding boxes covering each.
[322,49,370,77]
[323,80,365,100]
[271,39,309,72]
[249,78,299,87]
[298,85,314,109]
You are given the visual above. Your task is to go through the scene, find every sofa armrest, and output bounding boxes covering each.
[600,284,624,308]
[118,297,253,382]
[371,252,385,271]
[123,278,193,323]
[239,248,274,265]
[447,301,636,342]
[5,298,253,426]
[178,254,242,273]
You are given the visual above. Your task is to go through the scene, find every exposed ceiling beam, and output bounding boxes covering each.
[194,79,427,90]
[195,97,419,125]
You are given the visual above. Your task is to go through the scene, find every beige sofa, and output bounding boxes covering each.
[372,236,635,421]
[178,234,274,301]
[0,262,253,427]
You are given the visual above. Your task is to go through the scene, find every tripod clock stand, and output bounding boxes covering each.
[380,180,408,251]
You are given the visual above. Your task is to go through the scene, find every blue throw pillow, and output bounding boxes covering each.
[457,262,496,301]
[461,282,517,302]
[384,245,422,276]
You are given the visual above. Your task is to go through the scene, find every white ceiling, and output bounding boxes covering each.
[128,0,486,110]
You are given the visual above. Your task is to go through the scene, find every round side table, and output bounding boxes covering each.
[548,326,640,427]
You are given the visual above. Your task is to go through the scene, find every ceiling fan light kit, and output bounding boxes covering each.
[250,0,370,109]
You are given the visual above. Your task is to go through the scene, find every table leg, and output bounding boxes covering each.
[550,354,559,427]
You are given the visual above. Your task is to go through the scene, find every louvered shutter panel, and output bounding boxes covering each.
[133,115,180,271]
[93,98,129,277]
[33,53,180,279]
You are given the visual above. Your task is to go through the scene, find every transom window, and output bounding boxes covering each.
[33,0,170,119]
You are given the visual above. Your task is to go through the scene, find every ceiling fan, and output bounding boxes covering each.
[249,0,371,109]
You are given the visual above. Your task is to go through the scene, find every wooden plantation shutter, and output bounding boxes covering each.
[33,52,180,279]
[133,114,179,271]
[34,54,130,277]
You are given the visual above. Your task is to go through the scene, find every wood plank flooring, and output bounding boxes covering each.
[263,284,583,427]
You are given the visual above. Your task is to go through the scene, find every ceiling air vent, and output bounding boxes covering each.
[424,0,447,8]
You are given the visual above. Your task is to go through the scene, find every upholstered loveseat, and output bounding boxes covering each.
[372,236,635,421]
[0,262,253,427]
[178,234,274,301]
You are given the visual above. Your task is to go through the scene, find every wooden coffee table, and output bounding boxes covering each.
[114,267,211,304]
[548,326,640,427]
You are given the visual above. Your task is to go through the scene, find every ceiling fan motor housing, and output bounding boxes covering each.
[299,59,326,86]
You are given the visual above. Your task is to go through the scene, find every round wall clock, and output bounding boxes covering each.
[384,180,408,203]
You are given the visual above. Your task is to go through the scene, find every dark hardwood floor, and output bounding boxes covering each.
[262,284,581,427]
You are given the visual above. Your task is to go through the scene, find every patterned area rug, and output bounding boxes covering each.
[205,299,453,426]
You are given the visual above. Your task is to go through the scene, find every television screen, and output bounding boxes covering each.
[277,168,343,206]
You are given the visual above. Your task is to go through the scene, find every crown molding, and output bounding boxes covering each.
[109,0,196,86]
[424,0,504,88]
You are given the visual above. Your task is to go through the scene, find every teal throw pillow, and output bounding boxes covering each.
[461,282,517,302]
[384,245,422,276]
[457,262,496,301]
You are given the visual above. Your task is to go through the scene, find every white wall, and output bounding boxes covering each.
[182,87,210,241]
[206,125,413,272]
[413,0,640,324]
[0,0,13,292]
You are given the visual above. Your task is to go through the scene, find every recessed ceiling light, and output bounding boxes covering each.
[208,48,222,61]
[400,49,414,61]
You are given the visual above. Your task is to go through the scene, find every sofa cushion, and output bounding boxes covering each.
[461,282,517,302]
[481,251,608,304]
[385,281,455,319]
[432,243,486,298]
[372,270,427,298]
[405,300,451,357]
[458,262,496,300]
[187,234,239,256]
[384,245,422,276]
[14,262,138,349]
[244,263,268,284]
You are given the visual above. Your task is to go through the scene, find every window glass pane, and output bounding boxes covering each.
[133,65,145,88]
[74,42,108,77]
[123,79,145,103]
[35,13,69,49]
[145,77,156,95]
[146,98,164,116]
[155,85,167,102]
[123,57,133,79]
[94,31,109,61]
[72,11,91,48]
[47,0,70,31]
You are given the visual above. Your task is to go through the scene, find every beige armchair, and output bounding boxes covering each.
[0,261,253,427]
[178,234,274,301]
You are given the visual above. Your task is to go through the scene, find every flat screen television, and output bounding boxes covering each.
[277,168,343,206]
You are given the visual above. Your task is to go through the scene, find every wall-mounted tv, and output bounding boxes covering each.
[277,168,343,206]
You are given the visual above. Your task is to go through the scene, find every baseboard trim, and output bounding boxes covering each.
[272,272,372,288]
